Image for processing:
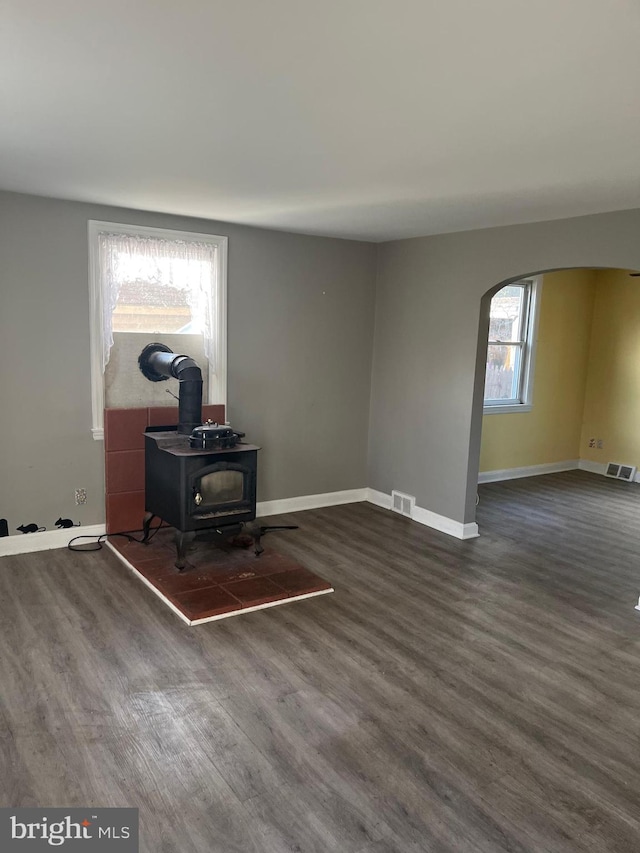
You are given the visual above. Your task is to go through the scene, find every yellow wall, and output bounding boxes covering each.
[580,269,640,469]
[479,269,596,472]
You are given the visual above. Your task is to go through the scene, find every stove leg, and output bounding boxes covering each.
[251,524,298,556]
[240,521,264,557]
[175,530,196,571]
[142,512,155,544]
[253,528,264,557]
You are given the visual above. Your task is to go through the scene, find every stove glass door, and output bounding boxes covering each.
[199,469,244,505]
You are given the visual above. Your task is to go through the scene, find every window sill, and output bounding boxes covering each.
[483,404,533,415]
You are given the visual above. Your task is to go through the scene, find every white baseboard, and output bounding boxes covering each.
[412,506,479,539]
[479,458,640,485]
[579,458,640,483]
[578,459,606,476]
[366,488,392,510]
[365,488,479,540]
[0,524,106,557]
[0,484,477,558]
[256,488,368,518]
[478,459,579,484]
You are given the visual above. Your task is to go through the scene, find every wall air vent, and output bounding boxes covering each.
[391,490,415,518]
[605,462,637,482]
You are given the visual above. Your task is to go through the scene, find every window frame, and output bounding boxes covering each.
[88,220,228,440]
[483,276,542,415]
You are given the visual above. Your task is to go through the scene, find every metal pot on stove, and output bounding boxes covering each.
[189,421,245,450]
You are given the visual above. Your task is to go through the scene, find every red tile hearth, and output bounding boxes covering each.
[107,528,333,625]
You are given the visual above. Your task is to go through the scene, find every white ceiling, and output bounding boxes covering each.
[2,0,640,242]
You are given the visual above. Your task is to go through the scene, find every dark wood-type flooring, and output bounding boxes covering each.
[1,470,640,852]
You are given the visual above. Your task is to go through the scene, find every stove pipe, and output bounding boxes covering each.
[138,343,203,434]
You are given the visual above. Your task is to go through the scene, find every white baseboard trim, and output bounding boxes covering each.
[366,488,392,510]
[0,484,478,557]
[479,458,640,485]
[256,488,368,518]
[0,524,106,557]
[365,488,478,540]
[578,459,606,476]
[413,505,479,539]
[478,459,579,484]
[579,458,640,484]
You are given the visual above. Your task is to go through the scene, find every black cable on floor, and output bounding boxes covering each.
[67,519,167,552]
[67,522,299,553]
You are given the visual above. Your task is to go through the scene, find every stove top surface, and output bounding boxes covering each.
[146,430,260,457]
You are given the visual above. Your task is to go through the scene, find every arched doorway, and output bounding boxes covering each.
[471,267,640,532]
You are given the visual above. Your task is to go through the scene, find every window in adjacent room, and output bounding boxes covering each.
[483,276,541,414]
[88,221,227,439]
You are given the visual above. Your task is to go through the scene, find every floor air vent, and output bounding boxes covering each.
[391,490,415,518]
[605,462,637,482]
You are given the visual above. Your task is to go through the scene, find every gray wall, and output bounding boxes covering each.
[0,191,376,535]
[368,209,640,526]
[5,188,640,541]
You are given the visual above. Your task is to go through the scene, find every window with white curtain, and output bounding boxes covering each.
[88,221,227,439]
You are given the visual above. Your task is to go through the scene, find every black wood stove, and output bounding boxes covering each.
[138,343,266,570]
[143,430,261,569]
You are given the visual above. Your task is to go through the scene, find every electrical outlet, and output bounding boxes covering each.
[74,488,87,505]
[597,439,603,450]
[588,438,596,448]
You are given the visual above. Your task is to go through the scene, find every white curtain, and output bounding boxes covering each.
[98,232,217,372]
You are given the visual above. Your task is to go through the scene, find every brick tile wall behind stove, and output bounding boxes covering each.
[104,405,225,533]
